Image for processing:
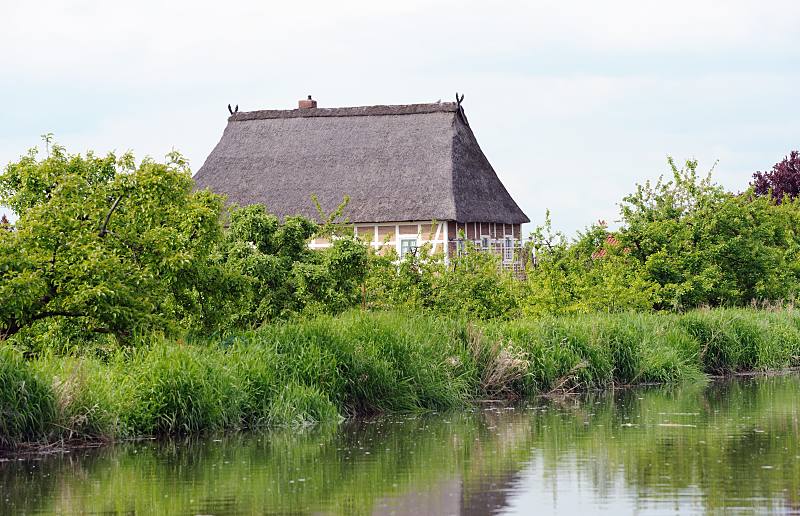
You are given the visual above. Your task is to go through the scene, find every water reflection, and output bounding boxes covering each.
[2,375,800,515]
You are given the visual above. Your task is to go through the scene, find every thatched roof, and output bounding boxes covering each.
[194,101,529,224]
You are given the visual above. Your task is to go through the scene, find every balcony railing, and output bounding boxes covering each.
[448,240,533,279]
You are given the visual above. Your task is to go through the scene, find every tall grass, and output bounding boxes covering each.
[2,308,800,447]
[31,354,119,441]
[0,347,55,447]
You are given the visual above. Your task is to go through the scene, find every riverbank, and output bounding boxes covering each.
[3,308,800,448]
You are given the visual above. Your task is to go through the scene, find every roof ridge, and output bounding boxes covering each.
[229,102,459,122]
[445,114,461,227]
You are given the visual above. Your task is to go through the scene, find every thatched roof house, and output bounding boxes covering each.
[194,97,529,259]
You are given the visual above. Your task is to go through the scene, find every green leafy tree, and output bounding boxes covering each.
[364,243,442,311]
[522,212,658,315]
[293,237,369,314]
[619,158,800,308]
[434,241,519,318]
[0,142,228,341]
[221,204,368,325]
[524,159,800,315]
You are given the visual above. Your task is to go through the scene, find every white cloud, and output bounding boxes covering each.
[4,0,799,81]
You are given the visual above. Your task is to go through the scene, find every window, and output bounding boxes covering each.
[480,236,490,249]
[503,236,514,262]
[455,239,466,256]
[400,238,417,257]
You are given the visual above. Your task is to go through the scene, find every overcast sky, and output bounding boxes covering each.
[2,0,799,234]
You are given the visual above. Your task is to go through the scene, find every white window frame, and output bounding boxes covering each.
[480,235,491,249]
[503,236,514,262]
[455,239,466,256]
[400,237,418,257]
[309,221,448,258]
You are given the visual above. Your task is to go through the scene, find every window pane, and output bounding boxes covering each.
[400,238,417,256]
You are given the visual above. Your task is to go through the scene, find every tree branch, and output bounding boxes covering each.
[100,194,125,238]
[0,321,20,341]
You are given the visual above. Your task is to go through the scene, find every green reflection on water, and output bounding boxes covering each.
[2,375,800,515]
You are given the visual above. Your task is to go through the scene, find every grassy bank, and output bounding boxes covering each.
[2,308,800,448]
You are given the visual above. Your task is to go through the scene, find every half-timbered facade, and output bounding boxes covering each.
[194,97,529,260]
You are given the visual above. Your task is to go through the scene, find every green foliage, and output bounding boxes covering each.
[365,241,518,318]
[680,309,800,373]
[31,352,120,439]
[524,158,800,315]
[0,141,373,345]
[4,308,800,447]
[222,206,314,323]
[619,158,800,308]
[266,383,339,427]
[0,347,55,447]
[0,141,228,342]
[119,340,240,435]
[293,237,369,314]
[522,212,659,315]
[220,204,368,326]
[364,245,439,311]
[435,243,519,318]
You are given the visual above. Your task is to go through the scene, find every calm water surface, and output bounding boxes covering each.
[3,375,800,515]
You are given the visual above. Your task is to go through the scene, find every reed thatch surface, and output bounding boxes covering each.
[194,101,529,224]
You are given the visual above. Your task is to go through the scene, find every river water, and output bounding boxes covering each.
[2,375,799,515]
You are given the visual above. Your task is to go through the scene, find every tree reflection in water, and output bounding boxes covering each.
[2,374,800,514]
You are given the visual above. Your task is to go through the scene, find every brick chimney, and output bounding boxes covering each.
[298,95,317,109]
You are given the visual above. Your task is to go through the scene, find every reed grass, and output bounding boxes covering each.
[2,308,800,447]
[0,347,55,447]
